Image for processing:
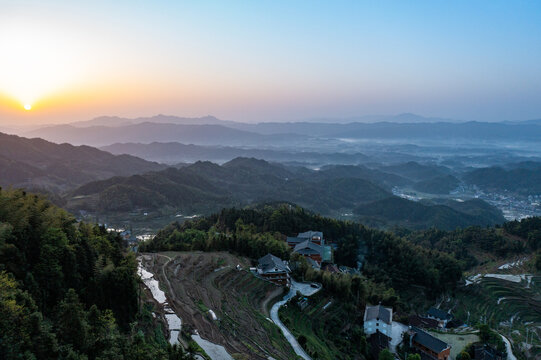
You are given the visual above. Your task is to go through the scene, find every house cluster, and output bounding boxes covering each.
[286,231,333,268]
[255,230,340,286]
[407,308,504,360]
[363,304,451,360]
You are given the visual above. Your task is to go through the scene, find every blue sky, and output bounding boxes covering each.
[1,0,541,123]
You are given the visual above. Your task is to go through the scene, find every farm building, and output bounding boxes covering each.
[256,253,291,286]
[363,304,393,337]
[286,230,324,248]
[408,326,451,360]
[426,307,453,328]
[293,240,324,264]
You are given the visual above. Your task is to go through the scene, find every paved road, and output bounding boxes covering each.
[499,333,517,360]
[270,280,321,360]
[389,322,408,353]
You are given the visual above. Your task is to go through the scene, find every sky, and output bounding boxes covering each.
[1,0,541,125]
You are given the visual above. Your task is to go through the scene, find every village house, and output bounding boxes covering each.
[288,231,333,266]
[256,253,291,286]
[408,326,451,360]
[363,304,393,337]
[293,240,324,264]
[286,230,324,248]
[426,307,453,328]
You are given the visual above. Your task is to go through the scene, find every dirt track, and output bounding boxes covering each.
[142,251,295,360]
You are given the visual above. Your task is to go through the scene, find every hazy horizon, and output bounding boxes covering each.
[2,111,541,131]
[1,0,541,125]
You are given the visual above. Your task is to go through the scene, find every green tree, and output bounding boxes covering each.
[57,289,89,352]
[379,349,394,360]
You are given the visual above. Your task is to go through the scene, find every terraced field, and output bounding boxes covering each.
[449,274,541,359]
[143,251,297,360]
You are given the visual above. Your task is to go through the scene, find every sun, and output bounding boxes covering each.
[0,20,86,111]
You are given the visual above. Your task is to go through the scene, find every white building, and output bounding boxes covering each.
[363,304,393,336]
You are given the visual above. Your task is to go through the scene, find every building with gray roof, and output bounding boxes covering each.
[363,304,393,336]
[409,326,451,360]
[293,240,324,264]
[257,253,290,286]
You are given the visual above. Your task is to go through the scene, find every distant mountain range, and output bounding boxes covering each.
[249,121,541,139]
[69,114,235,128]
[71,113,457,127]
[24,122,303,147]
[101,142,370,165]
[23,114,541,148]
[299,113,459,124]
[0,132,164,192]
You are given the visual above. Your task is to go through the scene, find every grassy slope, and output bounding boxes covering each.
[278,292,364,360]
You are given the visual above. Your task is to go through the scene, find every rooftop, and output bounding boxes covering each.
[297,230,323,239]
[427,307,452,320]
[257,253,290,274]
[410,326,450,353]
[364,304,392,324]
[408,315,440,329]
[293,240,323,255]
[286,236,307,245]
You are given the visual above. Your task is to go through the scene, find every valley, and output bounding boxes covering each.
[2,114,541,360]
[2,3,541,360]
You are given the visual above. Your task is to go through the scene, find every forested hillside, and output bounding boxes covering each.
[141,205,463,299]
[0,189,189,359]
[68,158,392,214]
[399,226,530,269]
[0,132,164,192]
[68,157,504,230]
[138,205,539,358]
[354,197,505,230]
[463,165,541,194]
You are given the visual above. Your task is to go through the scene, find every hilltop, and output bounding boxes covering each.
[67,157,391,215]
[67,157,505,230]
[0,132,164,192]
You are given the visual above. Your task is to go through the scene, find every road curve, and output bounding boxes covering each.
[499,333,517,360]
[270,280,321,360]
